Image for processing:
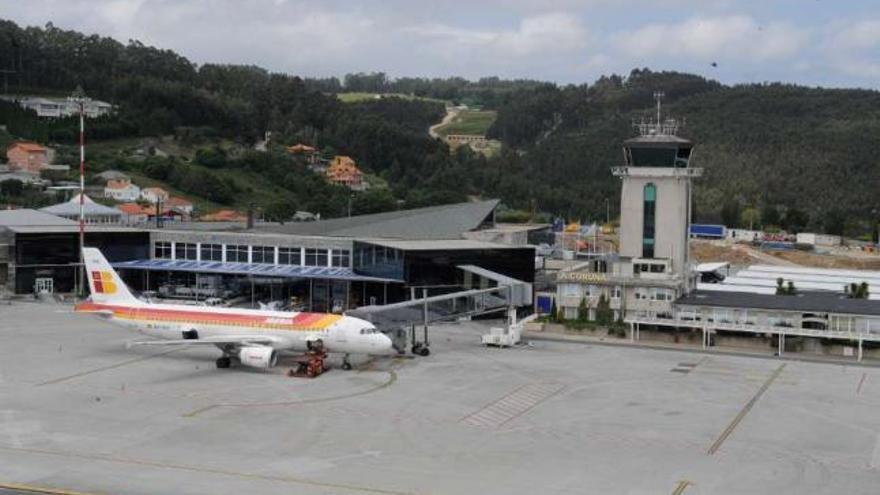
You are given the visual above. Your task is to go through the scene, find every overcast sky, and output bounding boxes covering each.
[3,0,880,88]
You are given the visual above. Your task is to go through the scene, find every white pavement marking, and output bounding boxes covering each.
[462,382,565,428]
[870,433,880,469]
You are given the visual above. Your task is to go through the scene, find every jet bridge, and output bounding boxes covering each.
[346,265,532,354]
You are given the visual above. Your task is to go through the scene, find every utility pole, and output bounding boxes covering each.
[69,86,90,297]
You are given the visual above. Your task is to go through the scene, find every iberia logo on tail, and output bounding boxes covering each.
[91,271,117,294]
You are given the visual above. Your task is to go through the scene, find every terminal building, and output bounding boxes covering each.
[556,100,880,359]
[1,200,534,316]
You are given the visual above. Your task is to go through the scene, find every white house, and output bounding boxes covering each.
[140,187,170,204]
[103,179,141,202]
[1,96,114,119]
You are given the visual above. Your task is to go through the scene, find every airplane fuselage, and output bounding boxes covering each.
[75,301,392,356]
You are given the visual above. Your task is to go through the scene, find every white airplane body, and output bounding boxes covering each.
[75,248,393,369]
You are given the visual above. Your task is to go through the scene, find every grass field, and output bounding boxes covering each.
[434,110,497,137]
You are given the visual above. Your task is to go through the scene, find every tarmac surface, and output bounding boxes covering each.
[1,301,880,494]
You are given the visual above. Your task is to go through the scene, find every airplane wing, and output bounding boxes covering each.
[128,335,285,348]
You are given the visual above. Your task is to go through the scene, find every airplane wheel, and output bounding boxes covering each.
[216,357,231,369]
[411,344,422,355]
[342,361,353,370]
[419,347,431,357]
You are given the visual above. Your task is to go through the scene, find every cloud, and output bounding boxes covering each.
[408,12,589,57]
[616,15,809,62]
[827,19,880,50]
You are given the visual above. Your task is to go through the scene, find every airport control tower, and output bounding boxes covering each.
[613,92,702,284]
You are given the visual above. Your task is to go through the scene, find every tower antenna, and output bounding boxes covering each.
[654,91,664,126]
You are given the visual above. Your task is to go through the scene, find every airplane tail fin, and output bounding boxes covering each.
[82,247,139,305]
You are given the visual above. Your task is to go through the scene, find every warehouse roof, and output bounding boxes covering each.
[251,199,499,240]
[676,290,880,317]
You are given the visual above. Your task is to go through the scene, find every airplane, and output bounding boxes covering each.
[74,247,394,370]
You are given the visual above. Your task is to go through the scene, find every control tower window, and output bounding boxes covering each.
[643,183,656,258]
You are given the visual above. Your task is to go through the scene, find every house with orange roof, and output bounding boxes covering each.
[117,202,182,224]
[116,203,151,224]
[140,187,170,204]
[325,155,366,191]
[201,209,247,222]
[103,178,141,202]
[287,143,319,164]
[6,142,48,174]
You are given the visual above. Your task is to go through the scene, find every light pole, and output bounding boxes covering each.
[605,198,610,226]
[68,86,90,297]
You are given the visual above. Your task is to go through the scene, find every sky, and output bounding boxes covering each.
[3,0,880,88]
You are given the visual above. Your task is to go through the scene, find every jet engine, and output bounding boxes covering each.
[238,346,278,368]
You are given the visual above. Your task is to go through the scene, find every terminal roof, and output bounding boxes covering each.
[358,239,529,251]
[249,199,499,240]
[677,290,880,317]
[0,209,76,227]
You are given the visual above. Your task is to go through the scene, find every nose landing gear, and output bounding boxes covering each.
[341,354,353,370]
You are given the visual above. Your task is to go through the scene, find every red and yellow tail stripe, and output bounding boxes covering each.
[91,271,117,294]
[74,302,342,331]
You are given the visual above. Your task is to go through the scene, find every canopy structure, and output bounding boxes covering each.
[112,259,403,283]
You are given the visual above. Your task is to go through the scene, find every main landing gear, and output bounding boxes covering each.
[216,356,232,369]
[411,343,430,356]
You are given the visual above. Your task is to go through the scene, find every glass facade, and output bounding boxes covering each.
[225,245,249,263]
[278,247,301,265]
[175,242,197,260]
[331,249,351,268]
[154,241,172,259]
[200,243,223,261]
[251,246,275,264]
[643,183,656,258]
[305,248,328,267]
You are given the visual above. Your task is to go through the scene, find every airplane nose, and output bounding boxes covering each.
[378,334,394,354]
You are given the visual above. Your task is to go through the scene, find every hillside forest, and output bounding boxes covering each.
[1,20,880,237]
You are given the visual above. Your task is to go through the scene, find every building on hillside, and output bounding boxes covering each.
[325,156,365,191]
[140,187,170,204]
[1,96,114,119]
[95,170,130,182]
[117,202,181,224]
[201,209,247,222]
[6,142,48,174]
[287,143,319,164]
[165,197,194,217]
[103,179,141,202]
[39,194,123,225]
[0,171,49,187]
[445,134,489,149]
[117,203,150,224]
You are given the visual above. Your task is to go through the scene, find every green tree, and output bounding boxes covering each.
[761,204,780,228]
[782,207,809,233]
[0,179,23,197]
[263,199,297,223]
[720,199,741,228]
[740,207,761,230]
[595,294,612,325]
